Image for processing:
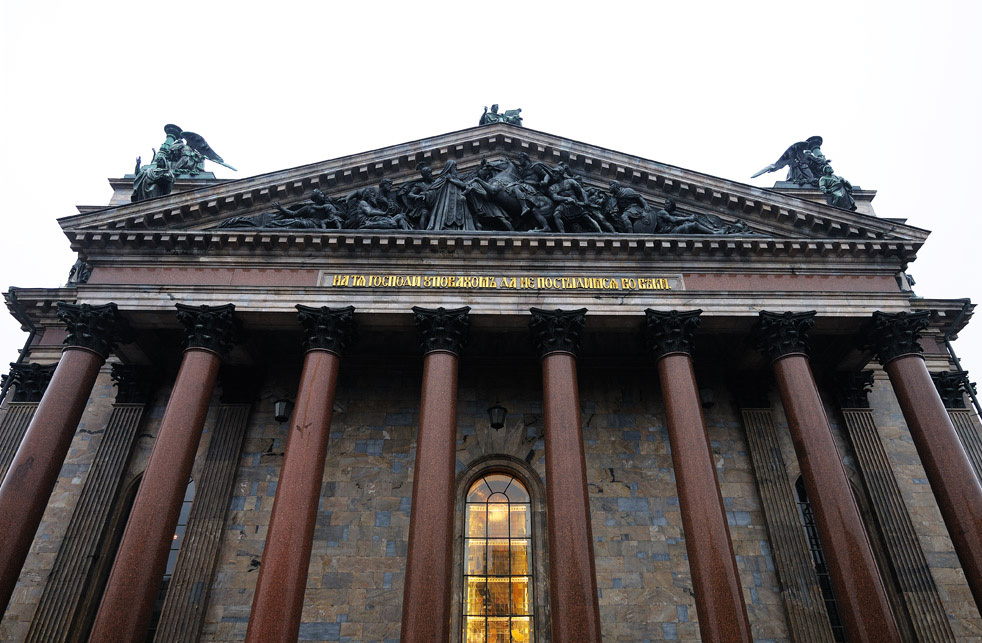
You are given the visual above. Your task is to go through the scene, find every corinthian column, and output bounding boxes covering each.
[867,311,982,611]
[90,304,240,642]
[529,308,601,643]
[247,305,356,643]
[644,309,752,642]
[755,311,901,643]
[401,306,470,643]
[0,302,129,615]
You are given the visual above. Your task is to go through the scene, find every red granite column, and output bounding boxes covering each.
[401,306,470,643]
[757,311,901,643]
[645,310,753,642]
[246,306,356,643]
[0,303,128,615]
[89,304,239,642]
[868,310,982,610]
[529,308,602,643]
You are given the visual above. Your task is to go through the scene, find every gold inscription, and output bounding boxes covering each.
[324,273,676,291]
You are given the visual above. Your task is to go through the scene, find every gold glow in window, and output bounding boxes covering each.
[464,473,533,643]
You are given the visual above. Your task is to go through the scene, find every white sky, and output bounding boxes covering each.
[1,1,980,379]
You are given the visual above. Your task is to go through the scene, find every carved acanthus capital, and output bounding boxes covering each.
[412,306,471,356]
[175,303,241,357]
[529,308,587,359]
[296,305,357,355]
[57,302,132,359]
[865,311,930,364]
[111,364,156,405]
[644,309,702,359]
[754,310,816,362]
[835,370,875,409]
[931,371,975,409]
[2,362,57,403]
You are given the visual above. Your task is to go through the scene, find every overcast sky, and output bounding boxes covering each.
[1,1,980,378]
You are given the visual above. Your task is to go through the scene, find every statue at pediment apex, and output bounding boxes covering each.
[480,104,523,126]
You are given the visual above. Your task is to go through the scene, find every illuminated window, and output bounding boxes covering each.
[146,477,195,641]
[463,473,533,643]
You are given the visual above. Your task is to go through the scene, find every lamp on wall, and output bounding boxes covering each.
[273,398,294,424]
[487,404,508,429]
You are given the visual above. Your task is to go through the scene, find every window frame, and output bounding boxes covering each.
[451,456,551,643]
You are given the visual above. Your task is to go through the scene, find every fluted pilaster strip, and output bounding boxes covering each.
[841,409,955,641]
[25,404,146,642]
[740,408,834,643]
[949,409,982,484]
[154,404,252,643]
[0,403,38,482]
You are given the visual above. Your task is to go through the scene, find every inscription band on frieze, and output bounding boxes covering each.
[319,273,682,291]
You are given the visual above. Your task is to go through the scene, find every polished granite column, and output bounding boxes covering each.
[400,306,470,643]
[247,306,356,643]
[644,309,752,642]
[529,308,601,643]
[756,311,901,643]
[0,363,56,481]
[0,302,129,616]
[868,311,982,611]
[89,304,239,642]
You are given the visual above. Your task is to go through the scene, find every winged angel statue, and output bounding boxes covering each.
[751,135,828,187]
[132,124,236,203]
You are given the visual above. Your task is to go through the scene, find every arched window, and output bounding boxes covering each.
[145,477,195,641]
[463,473,533,643]
[794,477,846,643]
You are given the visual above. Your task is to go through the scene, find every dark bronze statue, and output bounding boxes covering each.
[752,135,829,186]
[479,104,523,126]
[132,124,236,203]
[211,153,759,236]
[819,165,857,210]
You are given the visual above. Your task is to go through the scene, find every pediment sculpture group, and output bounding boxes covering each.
[130,116,858,236]
[216,154,756,235]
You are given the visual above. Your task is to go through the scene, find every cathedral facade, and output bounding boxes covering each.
[0,122,980,642]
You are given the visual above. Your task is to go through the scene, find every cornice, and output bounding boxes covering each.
[57,124,928,245]
[65,228,920,266]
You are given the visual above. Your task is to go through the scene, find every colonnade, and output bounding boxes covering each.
[0,303,980,642]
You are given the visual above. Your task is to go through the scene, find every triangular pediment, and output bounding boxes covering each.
[58,124,928,254]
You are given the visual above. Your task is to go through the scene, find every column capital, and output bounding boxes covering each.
[754,310,816,362]
[931,370,974,409]
[57,302,132,359]
[2,362,56,402]
[296,305,357,356]
[175,303,241,357]
[835,370,875,409]
[529,307,587,359]
[110,364,156,405]
[412,306,471,356]
[644,309,702,359]
[866,310,930,364]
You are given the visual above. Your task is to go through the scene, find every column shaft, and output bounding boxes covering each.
[541,353,602,643]
[247,351,341,643]
[0,348,104,614]
[772,355,901,642]
[658,354,752,641]
[401,350,459,643]
[89,348,221,642]
[885,355,982,608]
